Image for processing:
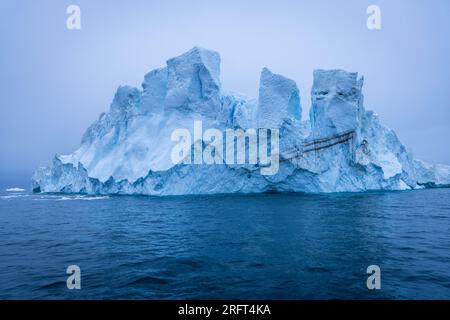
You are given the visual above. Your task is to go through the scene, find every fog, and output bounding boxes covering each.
[1,0,449,188]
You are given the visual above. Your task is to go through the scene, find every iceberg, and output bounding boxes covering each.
[32,47,450,196]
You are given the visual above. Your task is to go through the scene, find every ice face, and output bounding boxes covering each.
[309,70,364,139]
[141,67,167,114]
[165,47,221,117]
[256,67,301,129]
[31,47,450,196]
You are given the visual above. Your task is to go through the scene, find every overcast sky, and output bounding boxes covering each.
[1,0,449,188]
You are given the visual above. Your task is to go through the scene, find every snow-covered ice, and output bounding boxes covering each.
[32,47,450,196]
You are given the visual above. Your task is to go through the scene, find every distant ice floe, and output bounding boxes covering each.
[5,187,26,192]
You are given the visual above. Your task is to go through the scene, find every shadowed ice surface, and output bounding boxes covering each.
[0,189,449,299]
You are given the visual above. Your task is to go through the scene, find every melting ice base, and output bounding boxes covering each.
[32,47,450,196]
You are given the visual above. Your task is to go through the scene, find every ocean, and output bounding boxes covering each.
[0,189,449,299]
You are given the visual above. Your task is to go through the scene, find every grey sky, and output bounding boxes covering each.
[1,0,449,188]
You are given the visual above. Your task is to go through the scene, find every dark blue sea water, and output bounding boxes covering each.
[0,189,450,299]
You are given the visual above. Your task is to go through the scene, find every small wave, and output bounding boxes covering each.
[5,187,26,192]
[1,195,18,199]
[304,266,331,273]
[128,276,169,286]
[1,194,110,201]
[55,195,111,201]
[0,194,29,200]
[36,280,66,290]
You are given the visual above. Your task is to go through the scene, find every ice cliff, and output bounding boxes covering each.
[32,47,450,195]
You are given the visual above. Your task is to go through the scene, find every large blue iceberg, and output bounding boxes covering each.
[32,47,450,195]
